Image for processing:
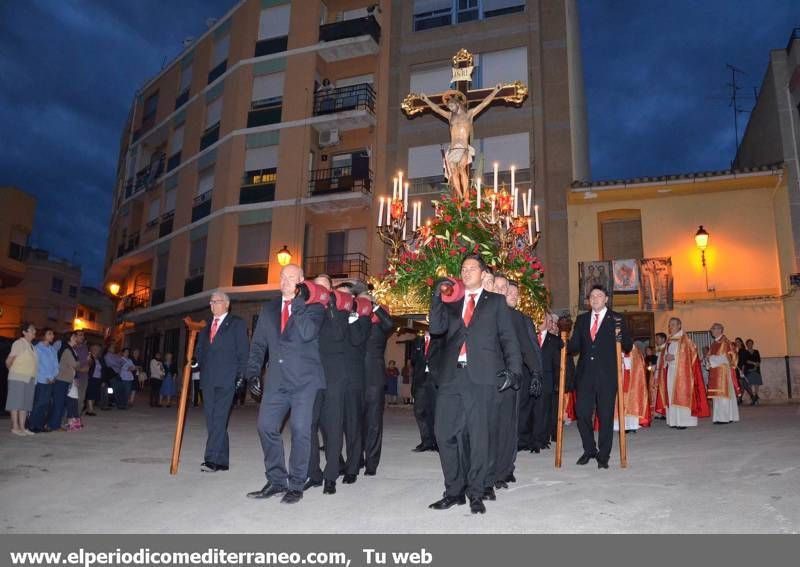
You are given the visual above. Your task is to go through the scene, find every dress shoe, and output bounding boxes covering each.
[303,479,322,491]
[428,495,466,509]
[412,443,426,452]
[530,447,541,454]
[215,464,229,471]
[281,490,303,504]
[576,453,596,465]
[675,426,687,430]
[505,473,516,483]
[470,497,486,514]
[201,461,219,472]
[323,481,336,495]
[342,474,357,484]
[597,458,609,469]
[483,487,496,501]
[542,442,551,449]
[364,469,376,476]
[494,480,508,490]
[246,483,287,499]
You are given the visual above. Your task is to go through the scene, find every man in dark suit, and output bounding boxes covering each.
[530,313,562,452]
[491,277,542,490]
[245,264,325,504]
[361,300,394,476]
[411,331,439,452]
[428,255,522,514]
[567,285,632,469]
[194,290,249,473]
[305,274,348,495]
[337,283,371,484]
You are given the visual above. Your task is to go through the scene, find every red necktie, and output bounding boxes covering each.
[280,299,290,333]
[590,313,600,342]
[424,335,430,356]
[538,332,544,347]
[209,318,219,343]
[459,293,477,357]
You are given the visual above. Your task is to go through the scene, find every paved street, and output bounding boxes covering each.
[1,403,798,533]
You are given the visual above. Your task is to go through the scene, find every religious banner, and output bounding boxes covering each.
[612,259,639,292]
[639,257,673,310]
[578,260,613,310]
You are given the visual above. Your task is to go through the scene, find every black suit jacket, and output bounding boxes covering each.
[195,313,249,391]
[567,309,633,389]
[510,309,543,380]
[429,289,522,386]
[364,307,394,388]
[411,334,442,395]
[539,332,563,394]
[246,297,325,394]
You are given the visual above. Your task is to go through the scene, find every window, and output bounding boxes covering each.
[205,97,223,129]
[259,4,291,40]
[143,92,159,120]
[197,167,215,197]
[413,0,452,31]
[8,228,26,261]
[212,35,229,67]
[179,66,192,95]
[483,0,525,18]
[52,277,63,293]
[147,199,161,223]
[480,47,528,88]
[599,210,644,260]
[480,132,530,172]
[68,285,77,298]
[336,74,374,89]
[155,251,169,290]
[237,223,272,266]
[245,146,279,172]
[413,0,524,31]
[164,187,177,213]
[188,237,207,276]
[409,63,452,94]
[251,73,284,105]
[457,0,479,23]
[170,126,184,155]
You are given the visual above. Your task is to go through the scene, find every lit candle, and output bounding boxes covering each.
[521,192,528,218]
[513,186,519,217]
[398,171,403,201]
[404,181,409,213]
[510,165,515,196]
[386,198,391,226]
[526,189,532,216]
[392,177,398,201]
[378,196,384,227]
[476,177,481,208]
[527,217,533,245]
[493,163,499,193]
[402,218,407,240]
[417,202,421,230]
[534,204,540,232]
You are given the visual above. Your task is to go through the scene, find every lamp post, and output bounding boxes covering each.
[276,245,292,267]
[107,282,120,296]
[694,225,710,291]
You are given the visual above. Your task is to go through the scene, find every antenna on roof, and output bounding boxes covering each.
[182,37,195,48]
[205,17,218,29]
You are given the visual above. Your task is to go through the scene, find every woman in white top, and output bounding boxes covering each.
[5,322,39,435]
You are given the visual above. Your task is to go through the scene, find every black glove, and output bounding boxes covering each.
[235,374,246,395]
[529,372,543,399]
[247,375,263,402]
[432,277,453,297]
[295,282,310,301]
[497,369,520,393]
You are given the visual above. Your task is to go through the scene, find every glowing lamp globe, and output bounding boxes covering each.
[276,245,292,267]
[694,225,709,251]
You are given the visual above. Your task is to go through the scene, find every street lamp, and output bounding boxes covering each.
[276,245,292,267]
[108,282,121,296]
[694,225,710,291]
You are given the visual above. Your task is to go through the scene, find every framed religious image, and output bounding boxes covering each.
[639,257,673,310]
[623,311,654,346]
[578,260,614,310]
[612,259,639,293]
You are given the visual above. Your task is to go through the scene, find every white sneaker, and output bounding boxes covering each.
[11,430,26,436]
[23,429,36,436]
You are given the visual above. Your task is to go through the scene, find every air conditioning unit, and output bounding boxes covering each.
[319,128,340,147]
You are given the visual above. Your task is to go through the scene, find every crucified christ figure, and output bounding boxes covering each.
[418,84,503,200]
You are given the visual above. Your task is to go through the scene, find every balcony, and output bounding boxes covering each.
[317,16,380,62]
[304,253,369,281]
[191,192,212,222]
[255,36,288,57]
[174,89,190,110]
[150,287,166,307]
[308,166,371,196]
[166,151,181,172]
[134,155,165,193]
[159,211,174,237]
[311,83,376,132]
[120,287,150,314]
[247,99,282,128]
[199,123,220,151]
[233,264,268,286]
[8,242,26,262]
[240,168,277,205]
[116,232,140,258]
[207,60,227,85]
[184,272,204,297]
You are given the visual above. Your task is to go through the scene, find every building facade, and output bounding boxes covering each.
[104,0,589,361]
[0,186,35,290]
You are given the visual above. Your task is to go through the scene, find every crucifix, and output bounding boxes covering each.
[401,49,528,199]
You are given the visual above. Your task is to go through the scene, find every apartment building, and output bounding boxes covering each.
[104,0,588,358]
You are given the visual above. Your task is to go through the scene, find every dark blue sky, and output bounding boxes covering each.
[0,1,796,286]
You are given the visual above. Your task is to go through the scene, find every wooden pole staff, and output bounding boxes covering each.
[170,317,206,475]
[555,330,568,469]
[615,321,628,468]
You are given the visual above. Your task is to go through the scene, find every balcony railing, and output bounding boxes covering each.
[191,192,212,222]
[240,168,277,204]
[8,242,26,262]
[304,253,369,281]
[120,287,150,314]
[255,36,288,57]
[413,2,524,31]
[150,287,166,307]
[199,123,220,151]
[184,274,204,297]
[313,83,375,116]
[174,89,190,110]
[308,166,371,196]
[247,99,282,128]
[207,60,227,84]
[159,211,174,237]
[134,155,165,192]
[319,15,381,43]
[166,151,181,172]
[145,218,159,231]
[233,264,269,286]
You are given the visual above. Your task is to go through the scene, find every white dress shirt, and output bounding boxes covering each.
[458,287,483,362]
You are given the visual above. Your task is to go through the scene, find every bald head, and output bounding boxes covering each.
[280,264,304,298]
